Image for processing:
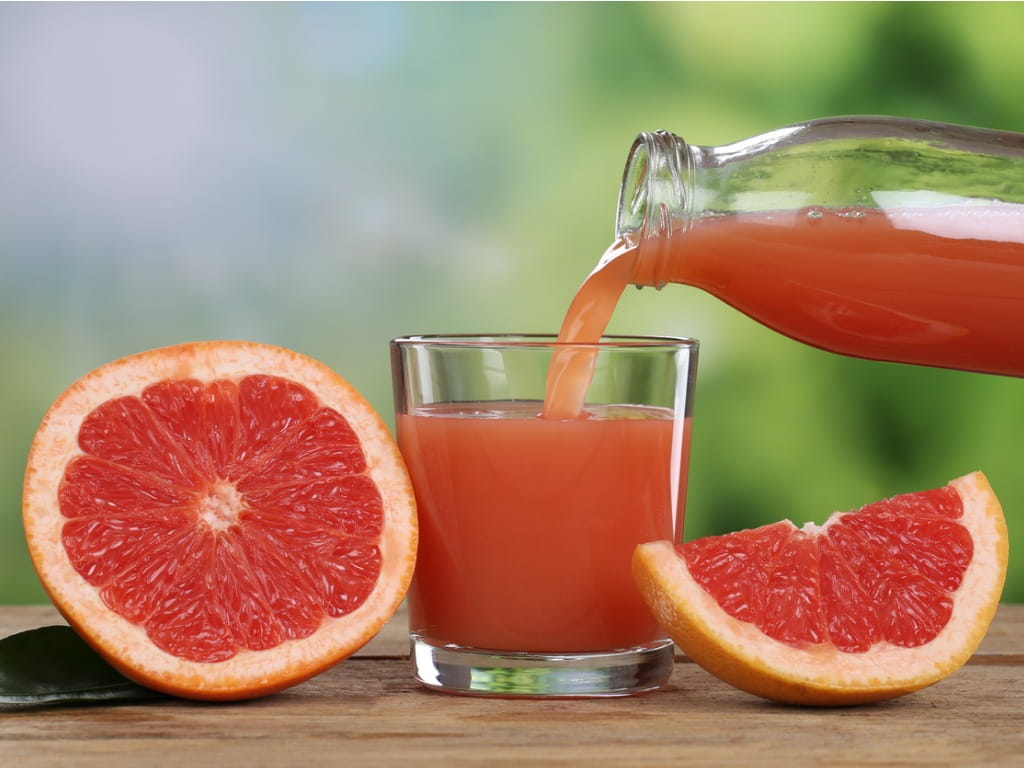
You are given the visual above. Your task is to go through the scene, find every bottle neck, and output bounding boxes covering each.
[615,131,696,289]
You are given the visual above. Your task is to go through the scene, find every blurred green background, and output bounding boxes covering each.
[1,2,1021,603]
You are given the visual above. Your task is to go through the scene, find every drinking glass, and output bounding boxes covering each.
[390,334,697,696]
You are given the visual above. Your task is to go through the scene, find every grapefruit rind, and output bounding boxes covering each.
[23,341,418,700]
[633,471,1007,706]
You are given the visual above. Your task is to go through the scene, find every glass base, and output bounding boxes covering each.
[410,634,675,697]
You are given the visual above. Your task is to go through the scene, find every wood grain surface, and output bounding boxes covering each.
[2,604,1022,767]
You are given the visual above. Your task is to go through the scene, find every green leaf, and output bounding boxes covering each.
[0,626,166,708]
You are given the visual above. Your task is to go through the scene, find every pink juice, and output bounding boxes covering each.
[400,401,688,653]
[637,205,1024,375]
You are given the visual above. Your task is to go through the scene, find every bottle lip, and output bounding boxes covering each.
[615,131,691,239]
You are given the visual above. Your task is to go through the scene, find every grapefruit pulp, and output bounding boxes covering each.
[633,471,1007,705]
[23,341,417,700]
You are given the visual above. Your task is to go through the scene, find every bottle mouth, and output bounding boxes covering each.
[615,131,690,239]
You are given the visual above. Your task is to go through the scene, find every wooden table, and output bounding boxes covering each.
[1,604,1021,766]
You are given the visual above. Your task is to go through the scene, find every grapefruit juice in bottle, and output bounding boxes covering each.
[614,118,1024,375]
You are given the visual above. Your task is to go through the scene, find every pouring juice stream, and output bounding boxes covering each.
[543,117,1024,420]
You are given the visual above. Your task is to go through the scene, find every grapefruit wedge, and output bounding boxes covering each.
[633,472,1007,706]
[23,341,417,700]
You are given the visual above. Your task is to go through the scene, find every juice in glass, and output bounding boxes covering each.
[391,335,697,696]
[400,402,689,653]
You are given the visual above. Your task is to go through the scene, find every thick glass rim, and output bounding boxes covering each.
[390,333,698,350]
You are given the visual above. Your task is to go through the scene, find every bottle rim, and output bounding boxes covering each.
[615,131,691,240]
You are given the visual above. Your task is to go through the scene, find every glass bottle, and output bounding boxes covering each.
[614,116,1024,376]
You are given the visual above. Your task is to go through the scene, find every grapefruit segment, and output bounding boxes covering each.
[23,341,417,700]
[633,472,1007,705]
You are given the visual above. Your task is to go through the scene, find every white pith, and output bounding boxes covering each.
[199,481,245,533]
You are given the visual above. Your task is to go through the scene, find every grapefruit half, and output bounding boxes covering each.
[23,341,417,700]
[633,472,1007,706]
